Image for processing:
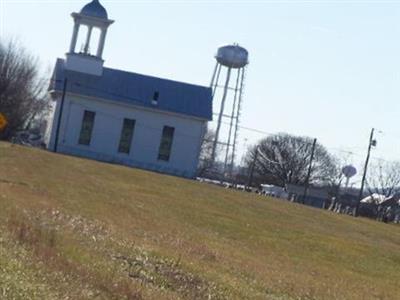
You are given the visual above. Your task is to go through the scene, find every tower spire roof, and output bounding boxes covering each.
[80,0,108,19]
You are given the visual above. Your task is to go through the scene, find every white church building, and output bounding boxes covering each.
[47,0,212,178]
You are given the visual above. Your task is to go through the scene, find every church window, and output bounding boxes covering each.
[158,126,174,161]
[118,118,136,154]
[78,110,95,145]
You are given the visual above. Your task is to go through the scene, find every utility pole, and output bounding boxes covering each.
[302,138,317,204]
[355,128,375,217]
[247,146,259,189]
[54,78,68,153]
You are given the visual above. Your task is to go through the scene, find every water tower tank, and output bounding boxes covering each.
[216,45,249,69]
[342,165,357,178]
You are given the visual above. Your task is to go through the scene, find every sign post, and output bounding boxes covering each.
[0,113,8,132]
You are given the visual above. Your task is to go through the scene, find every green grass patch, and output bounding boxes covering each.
[0,142,399,299]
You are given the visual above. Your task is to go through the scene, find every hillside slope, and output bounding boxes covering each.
[0,142,399,300]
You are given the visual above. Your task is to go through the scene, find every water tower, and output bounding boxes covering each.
[342,165,357,188]
[209,44,249,177]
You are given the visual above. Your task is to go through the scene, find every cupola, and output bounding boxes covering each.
[65,0,114,76]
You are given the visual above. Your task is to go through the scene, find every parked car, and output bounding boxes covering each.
[11,131,46,148]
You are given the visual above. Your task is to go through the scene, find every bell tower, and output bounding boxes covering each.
[65,0,114,76]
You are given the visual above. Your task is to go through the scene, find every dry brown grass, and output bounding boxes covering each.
[0,141,400,299]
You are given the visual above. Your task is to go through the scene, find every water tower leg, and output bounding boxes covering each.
[223,69,241,176]
[210,61,219,87]
[229,67,246,177]
[345,177,350,189]
[211,67,232,166]
[211,64,222,99]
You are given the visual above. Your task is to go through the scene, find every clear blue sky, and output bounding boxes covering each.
[2,0,400,176]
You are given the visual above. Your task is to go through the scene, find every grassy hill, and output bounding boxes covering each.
[0,142,399,300]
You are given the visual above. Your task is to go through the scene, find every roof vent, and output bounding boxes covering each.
[151,91,159,105]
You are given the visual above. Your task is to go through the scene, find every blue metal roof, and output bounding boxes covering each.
[80,0,108,19]
[50,59,212,120]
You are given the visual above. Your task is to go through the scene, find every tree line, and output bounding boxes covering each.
[198,128,400,200]
[0,39,49,139]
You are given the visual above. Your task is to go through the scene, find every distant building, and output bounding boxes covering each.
[285,184,331,208]
[260,184,288,198]
[286,183,361,211]
[47,0,212,178]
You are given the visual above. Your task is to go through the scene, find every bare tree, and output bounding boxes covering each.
[244,133,337,186]
[197,127,216,177]
[366,160,400,198]
[0,39,49,139]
